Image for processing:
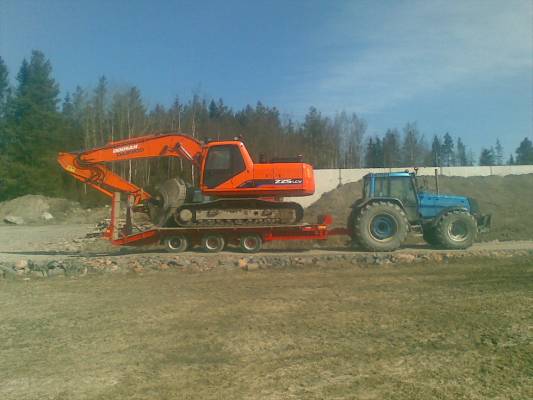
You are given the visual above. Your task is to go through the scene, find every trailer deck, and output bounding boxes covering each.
[105,193,349,253]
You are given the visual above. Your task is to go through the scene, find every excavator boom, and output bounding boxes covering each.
[58,133,203,205]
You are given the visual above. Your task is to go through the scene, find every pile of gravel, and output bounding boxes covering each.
[0,195,109,225]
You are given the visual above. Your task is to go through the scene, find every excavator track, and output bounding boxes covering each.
[169,199,304,227]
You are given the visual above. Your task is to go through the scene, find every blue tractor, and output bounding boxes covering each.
[348,172,491,251]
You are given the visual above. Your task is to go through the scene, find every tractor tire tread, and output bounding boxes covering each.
[434,210,477,250]
[352,201,409,252]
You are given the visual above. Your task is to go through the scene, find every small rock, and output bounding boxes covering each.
[393,253,416,264]
[374,257,386,265]
[247,263,260,271]
[47,268,65,277]
[15,259,29,270]
[47,260,62,269]
[129,261,144,274]
[4,215,25,225]
[0,264,16,278]
[158,263,170,271]
[41,212,54,221]
[428,253,444,263]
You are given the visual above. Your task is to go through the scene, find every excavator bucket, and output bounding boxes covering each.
[147,178,189,226]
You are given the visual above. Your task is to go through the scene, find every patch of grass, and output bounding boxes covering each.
[0,258,532,399]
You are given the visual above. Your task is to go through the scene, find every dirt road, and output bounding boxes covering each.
[1,224,533,265]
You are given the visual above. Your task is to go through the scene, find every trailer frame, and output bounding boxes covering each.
[104,193,348,252]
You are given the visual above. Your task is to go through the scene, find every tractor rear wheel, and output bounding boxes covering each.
[352,201,409,252]
[435,211,477,250]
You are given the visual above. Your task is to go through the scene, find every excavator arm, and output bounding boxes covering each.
[57,133,203,206]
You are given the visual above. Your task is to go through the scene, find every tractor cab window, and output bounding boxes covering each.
[203,145,245,188]
[372,176,417,205]
[389,177,417,205]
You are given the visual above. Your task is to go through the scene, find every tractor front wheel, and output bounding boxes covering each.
[435,211,477,250]
[352,201,409,252]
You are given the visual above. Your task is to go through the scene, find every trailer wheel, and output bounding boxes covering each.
[240,233,263,253]
[201,234,226,253]
[164,235,189,253]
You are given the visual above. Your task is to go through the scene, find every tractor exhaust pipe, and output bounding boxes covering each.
[434,168,440,195]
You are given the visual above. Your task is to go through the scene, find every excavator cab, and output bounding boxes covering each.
[202,144,246,189]
[200,140,314,198]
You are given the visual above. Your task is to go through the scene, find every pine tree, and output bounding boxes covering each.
[383,129,400,167]
[402,122,423,166]
[208,99,219,120]
[0,57,9,148]
[495,139,504,165]
[430,135,441,167]
[515,137,533,165]
[2,50,65,199]
[93,76,108,146]
[335,111,366,168]
[303,107,328,167]
[0,56,9,116]
[456,137,468,166]
[441,132,455,166]
[479,147,496,166]
[365,136,384,168]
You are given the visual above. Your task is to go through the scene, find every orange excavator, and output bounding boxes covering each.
[58,133,315,227]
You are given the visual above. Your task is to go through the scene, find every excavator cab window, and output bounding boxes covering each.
[203,145,245,188]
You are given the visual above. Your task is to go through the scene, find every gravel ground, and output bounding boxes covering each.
[1,224,533,269]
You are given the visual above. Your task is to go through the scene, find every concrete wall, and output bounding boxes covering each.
[289,165,533,208]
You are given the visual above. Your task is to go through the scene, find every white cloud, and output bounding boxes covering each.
[285,0,533,115]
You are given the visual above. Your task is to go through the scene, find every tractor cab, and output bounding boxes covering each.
[362,172,419,221]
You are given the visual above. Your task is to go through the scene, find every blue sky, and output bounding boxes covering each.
[1,0,532,156]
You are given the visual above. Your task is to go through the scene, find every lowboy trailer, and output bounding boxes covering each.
[106,192,349,253]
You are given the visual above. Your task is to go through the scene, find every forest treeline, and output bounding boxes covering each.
[1,51,532,203]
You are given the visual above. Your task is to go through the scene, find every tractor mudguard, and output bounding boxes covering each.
[352,197,406,212]
[428,206,470,227]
